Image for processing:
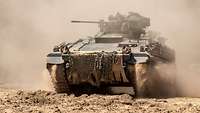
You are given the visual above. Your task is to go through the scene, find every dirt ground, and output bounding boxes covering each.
[0,88,199,113]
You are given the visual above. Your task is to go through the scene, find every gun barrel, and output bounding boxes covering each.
[71,20,100,24]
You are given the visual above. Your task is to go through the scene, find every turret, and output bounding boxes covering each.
[71,12,150,40]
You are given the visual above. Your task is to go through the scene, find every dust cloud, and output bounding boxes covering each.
[0,0,199,96]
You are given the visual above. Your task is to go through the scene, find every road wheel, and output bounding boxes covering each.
[47,64,70,93]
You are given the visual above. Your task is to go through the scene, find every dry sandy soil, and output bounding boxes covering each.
[0,88,199,113]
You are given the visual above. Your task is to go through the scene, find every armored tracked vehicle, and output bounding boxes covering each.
[46,12,176,97]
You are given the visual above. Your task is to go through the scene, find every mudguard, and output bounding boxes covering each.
[46,52,64,64]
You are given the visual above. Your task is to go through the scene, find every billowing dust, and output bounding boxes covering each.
[0,0,199,97]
